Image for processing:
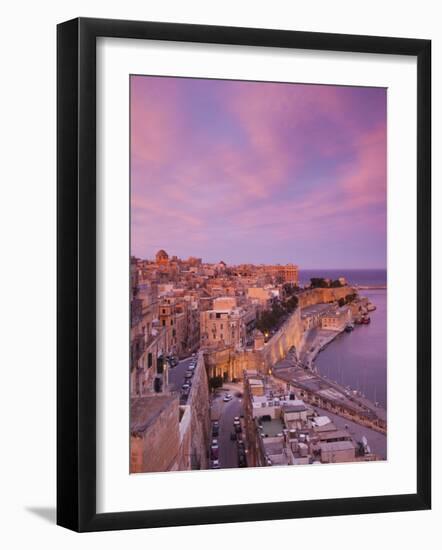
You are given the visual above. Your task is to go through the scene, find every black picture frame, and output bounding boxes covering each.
[57,17,431,532]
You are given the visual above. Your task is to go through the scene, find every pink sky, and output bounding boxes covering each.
[131,76,386,269]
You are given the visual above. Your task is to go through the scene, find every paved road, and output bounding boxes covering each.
[211,389,244,469]
[168,356,195,401]
[313,406,387,459]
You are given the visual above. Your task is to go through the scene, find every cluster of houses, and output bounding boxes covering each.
[130,249,299,397]
[243,371,378,467]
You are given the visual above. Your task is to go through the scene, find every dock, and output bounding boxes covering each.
[271,352,386,434]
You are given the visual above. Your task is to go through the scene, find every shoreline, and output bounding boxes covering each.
[301,328,344,368]
[298,295,387,419]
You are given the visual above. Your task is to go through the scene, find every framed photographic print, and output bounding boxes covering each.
[57,17,431,532]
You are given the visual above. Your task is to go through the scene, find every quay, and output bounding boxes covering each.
[271,350,387,434]
[301,327,344,368]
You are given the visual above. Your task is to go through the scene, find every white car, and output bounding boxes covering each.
[223,394,232,402]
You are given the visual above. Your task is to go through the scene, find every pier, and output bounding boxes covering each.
[271,350,387,434]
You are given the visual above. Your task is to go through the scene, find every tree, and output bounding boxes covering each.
[283,282,298,296]
[209,376,223,390]
[338,297,346,307]
[331,279,343,288]
[285,295,299,313]
[310,277,329,288]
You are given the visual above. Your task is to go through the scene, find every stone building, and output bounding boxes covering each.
[130,279,170,396]
[321,306,352,331]
[130,352,211,473]
[260,264,299,284]
[155,249,169,266]
[130,394,182,473]
[200,296,247,350]
[242,371,359,468]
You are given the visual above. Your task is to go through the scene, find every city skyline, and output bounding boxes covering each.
[133,247,386,272]
[131,76,386,269]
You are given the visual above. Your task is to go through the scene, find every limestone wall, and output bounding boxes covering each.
[204,307,305,380]
[187,352,211,469]
[297,286,354,308]
[261,307,305,369]
[203,287,357,382]
[130,396,180,473]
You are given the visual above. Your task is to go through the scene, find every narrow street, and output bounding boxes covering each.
[210,385,245,469]
[168,356,195,402]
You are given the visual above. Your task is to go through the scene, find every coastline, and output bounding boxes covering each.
[301,328,344,368]
[298,290,387,420]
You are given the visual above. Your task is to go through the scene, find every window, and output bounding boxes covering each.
[162,319,166,326]
[147,353,152,368]
[157,356,164,374]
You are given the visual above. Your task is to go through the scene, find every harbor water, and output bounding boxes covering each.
[314,288,387,409]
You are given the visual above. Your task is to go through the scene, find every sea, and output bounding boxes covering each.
[300,269,387,409]
[299,268,387,287]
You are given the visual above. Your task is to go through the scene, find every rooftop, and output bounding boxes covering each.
[258,417,285,437]
[130,394,178,436]
[320,441,356,452]
[317,430,352,441]
[301,303,334,317]
[283,400,307,413]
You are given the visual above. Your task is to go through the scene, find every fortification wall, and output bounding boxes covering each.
[204,307,305,380]
[203,287,356,382]
[187,352,211,469]
[261,307,305,369]
[297,286,354,308]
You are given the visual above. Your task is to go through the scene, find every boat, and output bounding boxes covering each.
[367,303,376,312]
[361,316,371,325]
[344,323,355,333]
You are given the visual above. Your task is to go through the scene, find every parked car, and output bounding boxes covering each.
[184,372,193,379]
[212,425,219,437]
[233,416,240,425]
[210,444,219,460]
[223,394,232,402]
[238,453,247,468]
[210,459,220,469]
[230,432,237,441]
[234,424,242,433]
[182,383,190,391]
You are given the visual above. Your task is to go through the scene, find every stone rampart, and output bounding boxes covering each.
[187,351,211,469]
[297,286,355,308]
